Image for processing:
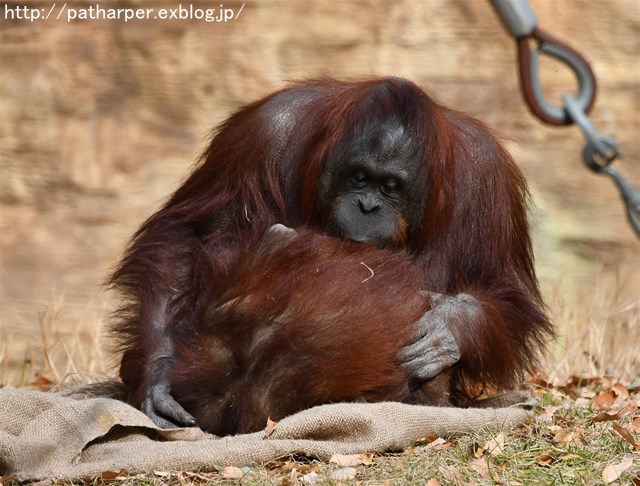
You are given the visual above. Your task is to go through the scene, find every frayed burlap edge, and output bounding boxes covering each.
[0,383,531,482]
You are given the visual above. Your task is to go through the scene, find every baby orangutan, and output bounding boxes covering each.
[161,225,451,435]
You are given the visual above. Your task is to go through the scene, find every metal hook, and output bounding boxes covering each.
[491,0,638,237]
[563,94,619,166]
[530,42,596,124]
[600,166,640,237]
[517,28,597,126]
[562,94,639,238]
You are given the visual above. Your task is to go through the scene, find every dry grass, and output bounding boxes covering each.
[2,260,637,389]
[545,260,639,385]
[0,292,113,389]
[1,260,639,484]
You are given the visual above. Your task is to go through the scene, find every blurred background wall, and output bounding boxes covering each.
[0,0,638,376]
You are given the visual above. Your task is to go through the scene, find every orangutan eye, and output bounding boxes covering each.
[352,169,369,187]
[382,178,400,194]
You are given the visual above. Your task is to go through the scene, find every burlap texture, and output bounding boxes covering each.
[0,385,530,482]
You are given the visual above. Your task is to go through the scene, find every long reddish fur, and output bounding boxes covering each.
[111,77,552,430]
[168,229,444,435]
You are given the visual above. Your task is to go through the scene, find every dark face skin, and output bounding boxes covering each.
[319,119,426,247]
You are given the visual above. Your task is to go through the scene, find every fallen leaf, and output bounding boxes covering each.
[574,397,591,408]
[220,466,244,479]
[529,375,553,388]
[361,453,375,465]
[593,402,638,422]
[618,402,638,418]
[103,469,129,479]
[301,471,319,484]
[330,453,366,466]
[602,458,633,483]
[422,437,447,450]
[553,428,587,445]
[539,406,557,422]
[613,423,640,450]
[536,453,554,467]
[330,467,357,480]
[431,440,453,450]
[425,478,441,486]
[264,459,287,472]
[579,388,597,399]
[554,414,573,426]
[484,432,505,455]
[612,383,630,400]
[265,417,278,436]
[592,390,616,411]
[593,411,621,423]
[567,375,601,388]
[183,471,215,480]
[28,372,54,391]
[100,471,119,480]
[284,468,299,486]
[295,463,319,474]
[469,457,490,480]
[272,461,319,477]
[153,470,171,477]
[438,465,459,481]
[330,452,373,466]
[630,417,640,433]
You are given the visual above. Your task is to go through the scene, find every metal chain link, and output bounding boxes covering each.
[563,95,640,235]
[489,0,640,238]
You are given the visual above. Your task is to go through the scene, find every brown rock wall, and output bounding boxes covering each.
[0,1,638,343]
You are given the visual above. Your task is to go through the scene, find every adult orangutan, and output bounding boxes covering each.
[110,77,552,429]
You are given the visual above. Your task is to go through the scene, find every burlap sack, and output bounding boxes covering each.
[0,384,530,482]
